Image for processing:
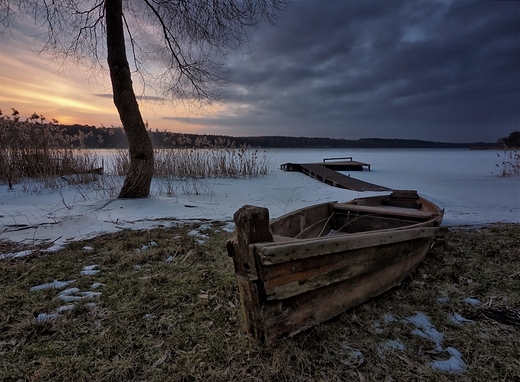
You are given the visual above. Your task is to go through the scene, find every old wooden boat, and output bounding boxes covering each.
[227,190,443,344]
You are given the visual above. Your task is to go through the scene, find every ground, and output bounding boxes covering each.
[0,223,519,381]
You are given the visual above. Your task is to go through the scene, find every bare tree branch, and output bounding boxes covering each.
[1,0,290,197]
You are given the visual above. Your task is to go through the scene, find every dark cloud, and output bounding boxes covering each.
[174,0,519,142]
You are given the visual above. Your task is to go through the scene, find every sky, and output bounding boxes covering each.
[0,0,519,143]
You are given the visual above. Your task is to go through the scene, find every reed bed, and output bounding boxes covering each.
[0,110,273,196]
[0,112,100,188]
[153,147,271,179]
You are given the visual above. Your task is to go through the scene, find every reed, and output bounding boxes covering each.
[0,109,101,188]
[495,149,520,177]
[153,146,271,179]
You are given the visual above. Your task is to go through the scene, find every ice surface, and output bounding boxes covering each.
[1,149,518,254]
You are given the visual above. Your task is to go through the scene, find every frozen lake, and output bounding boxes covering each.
[1,148,518,254]
[268,148,519,226]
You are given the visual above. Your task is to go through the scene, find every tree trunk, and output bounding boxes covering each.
[105,0,154,198]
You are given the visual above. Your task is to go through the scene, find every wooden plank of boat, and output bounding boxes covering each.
[258,225,438,266]
[332,203,437,221]
[227,198,442,344]
[261,237,433,343]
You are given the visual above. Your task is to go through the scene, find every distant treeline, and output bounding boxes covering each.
[8,122,504,149]
[59,125,500,149]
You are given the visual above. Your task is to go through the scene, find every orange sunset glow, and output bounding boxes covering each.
[0,35,211,132]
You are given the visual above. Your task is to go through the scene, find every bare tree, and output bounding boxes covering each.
[0,0,289,197]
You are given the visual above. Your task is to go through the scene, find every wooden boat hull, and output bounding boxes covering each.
[227,192,443,344]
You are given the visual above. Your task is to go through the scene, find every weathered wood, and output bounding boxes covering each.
[332,203,435,220]
[294,217,331,239]
[261,231,438,300]
[230,205,273,279]
[332,213,424,233]
[300,163,390,191]
[236,275,266,341]
[227,205,273,342]
[261,239,431,343]
[387,190,418,199]
[269,202,333,237]
[258,226,437,266]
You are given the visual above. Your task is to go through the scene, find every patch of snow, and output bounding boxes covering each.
[437,296,450,303]
[36,304,75,323]
[405,312,444,347]
[339,343,365,367]
[0,250,33,259]
[81,264,100,276]
[405,312,468,373]
[91,282,104,289]
[431,347,467,373]
[463,298,481,306]
[448,313,475,325]
[373,322,383,334]
[57,288,101,303]
[83,246,94,251]
[221,221,235,232]
[30,279,75,291]
[378,340,406,358]
[188,228,210,244]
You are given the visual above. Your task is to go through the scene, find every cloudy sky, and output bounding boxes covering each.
[0,0,518,142]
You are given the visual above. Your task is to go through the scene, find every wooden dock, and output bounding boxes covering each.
[281,158,390,192]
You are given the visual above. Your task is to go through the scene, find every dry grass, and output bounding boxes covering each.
[0,114,100,187]
[496,149,520,177]
[0,224,519,381]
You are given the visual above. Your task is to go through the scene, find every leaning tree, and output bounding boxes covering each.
[0,0,288,197]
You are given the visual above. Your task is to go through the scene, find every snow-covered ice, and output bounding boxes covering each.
[0,149,518,255]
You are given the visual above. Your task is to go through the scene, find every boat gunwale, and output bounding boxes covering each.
[257,224,441,266]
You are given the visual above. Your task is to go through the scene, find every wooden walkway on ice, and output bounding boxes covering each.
[281,157,390,192]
